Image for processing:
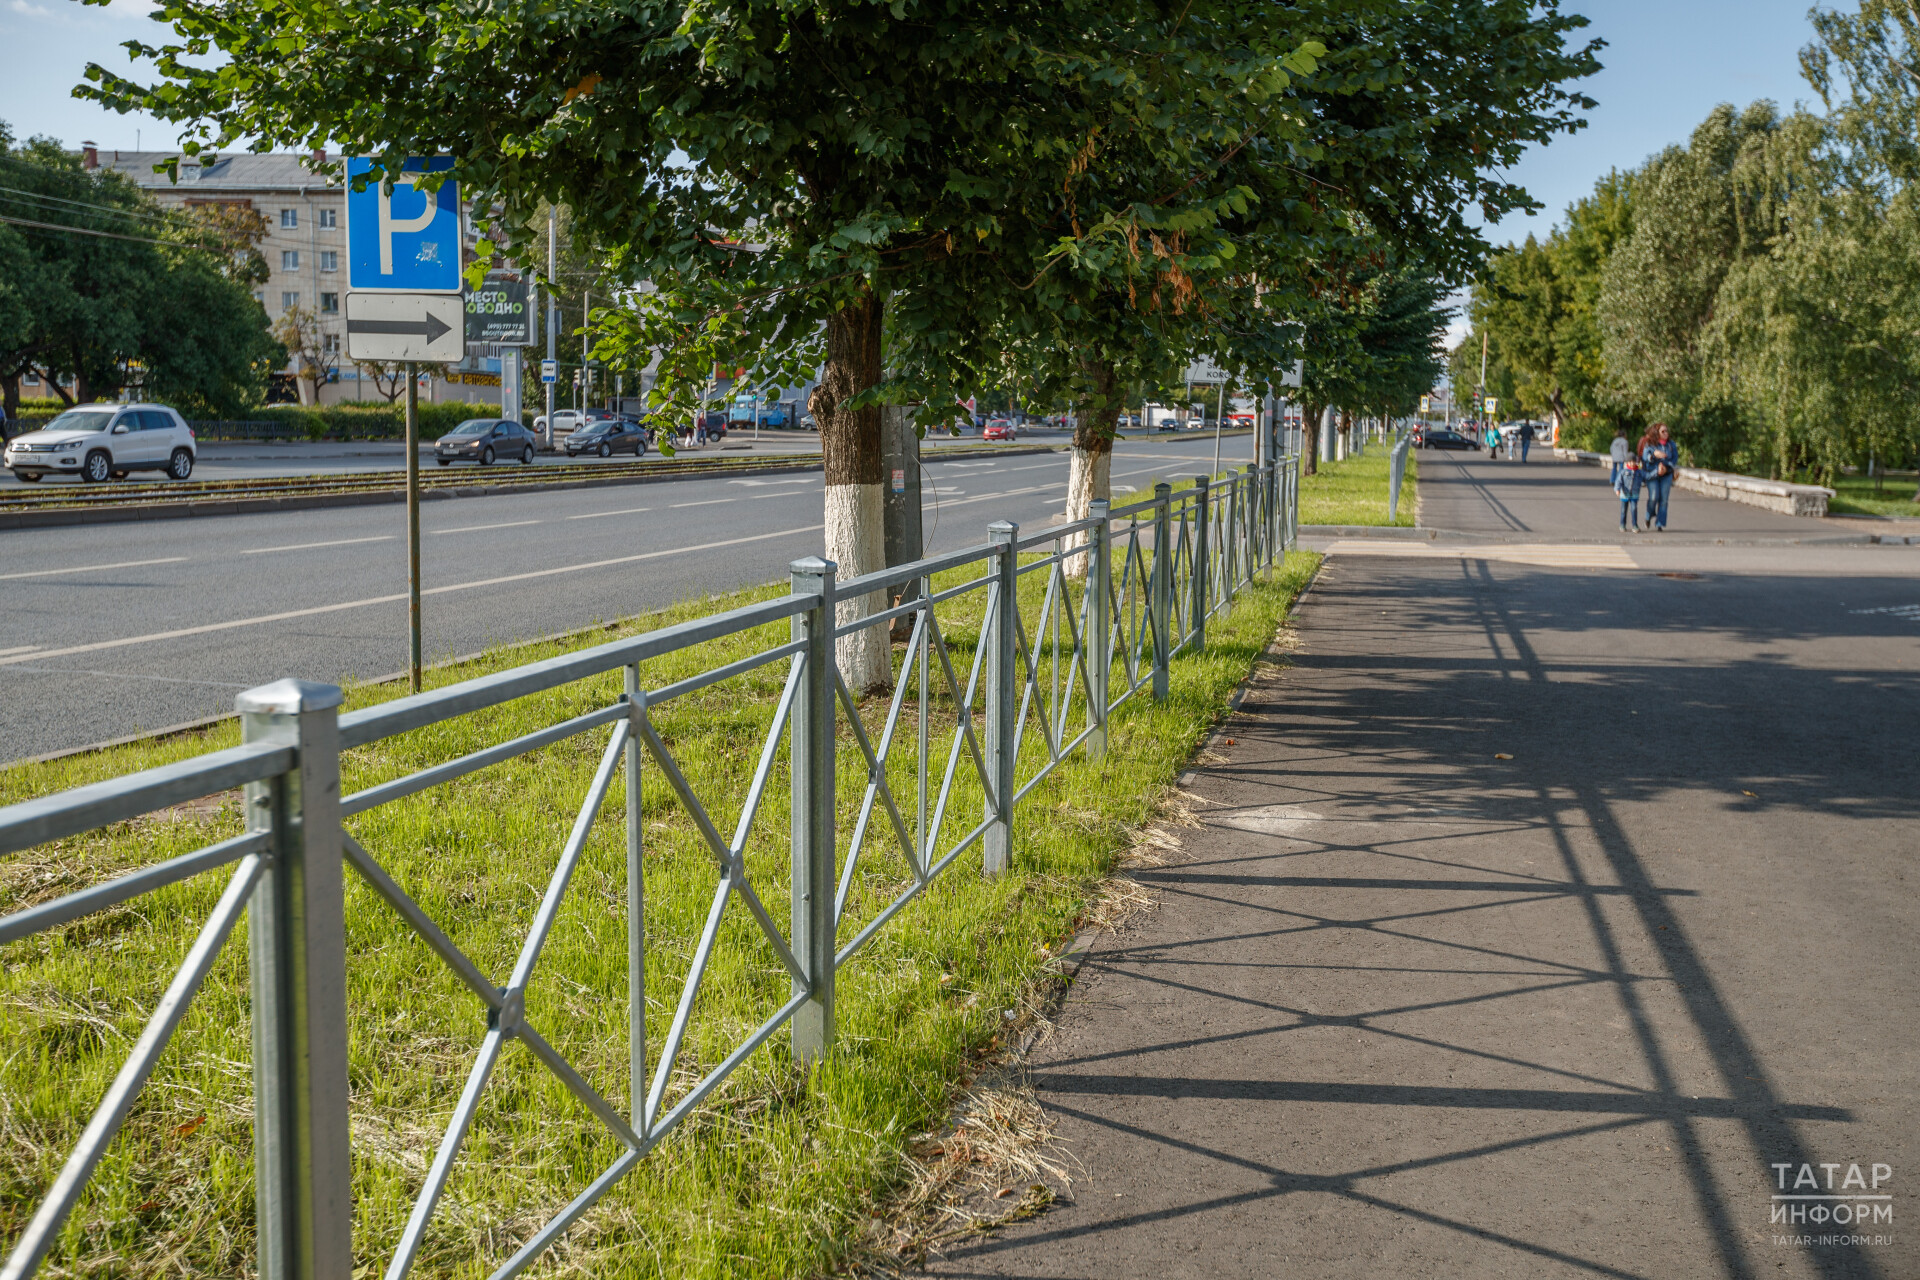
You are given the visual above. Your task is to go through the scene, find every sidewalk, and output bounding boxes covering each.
[925,464,1919,1278]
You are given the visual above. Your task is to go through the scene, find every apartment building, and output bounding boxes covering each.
[86,144,498,408]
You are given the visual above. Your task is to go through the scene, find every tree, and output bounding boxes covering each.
[272,304,328,406]
[0,122,278,419]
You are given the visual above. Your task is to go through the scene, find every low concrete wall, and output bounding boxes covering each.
[1551,448,1833,517]
[1675,467,1833,517]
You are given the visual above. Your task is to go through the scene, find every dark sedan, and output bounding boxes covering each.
[434,418,537,466]
[1420,429,1481,452]
[565,417,652,458]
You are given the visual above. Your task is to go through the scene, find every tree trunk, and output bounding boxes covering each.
[1,376,17,438]
[1064,355,1121,578]
[815,287,890,693]
[1302,401,1322,475]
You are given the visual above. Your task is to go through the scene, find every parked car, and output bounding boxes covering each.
[565,417,651,458]
[4,402,196,483]
[533,408,617,441]
[983,418,1017,441]
[434,418,538,465]
[1419,428,1481,452]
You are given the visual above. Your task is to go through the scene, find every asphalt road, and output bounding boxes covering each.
[929,458,1920,1280]
[0,435,1255,762]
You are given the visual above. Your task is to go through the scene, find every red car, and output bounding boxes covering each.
[982,418,1017,441]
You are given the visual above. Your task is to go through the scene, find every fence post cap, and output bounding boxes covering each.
[1154,481,1172,495]
[987,519,1018,538]
[236,678,343,715]
[788,556,836,576]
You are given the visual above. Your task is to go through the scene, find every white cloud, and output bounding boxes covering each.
[11,0,55,17]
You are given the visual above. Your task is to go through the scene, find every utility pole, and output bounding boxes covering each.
[544,207,557,450]
[582,290,591,410]
[405,360,421,692]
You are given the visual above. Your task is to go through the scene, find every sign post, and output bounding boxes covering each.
[344,156,464,693]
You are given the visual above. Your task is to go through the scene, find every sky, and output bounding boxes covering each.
[3,0,1831,346]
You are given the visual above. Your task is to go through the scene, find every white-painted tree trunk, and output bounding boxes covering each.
[825,480,890,691]
[1063,445,1112,579]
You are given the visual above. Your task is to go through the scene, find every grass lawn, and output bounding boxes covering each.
[1,549,1319,1278]
[1299,447,1419,527]
[1825,473,1920,518]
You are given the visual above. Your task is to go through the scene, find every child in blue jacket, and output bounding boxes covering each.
[1615,456,1643,531]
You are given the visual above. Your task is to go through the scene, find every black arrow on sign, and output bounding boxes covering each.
[347,312,452,343]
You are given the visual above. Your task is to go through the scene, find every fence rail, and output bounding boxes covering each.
[0,456,1301,1280]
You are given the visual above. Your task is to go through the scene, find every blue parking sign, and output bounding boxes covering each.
[345,156,461,293]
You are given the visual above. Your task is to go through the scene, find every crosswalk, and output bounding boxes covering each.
[1321,541,1638,569]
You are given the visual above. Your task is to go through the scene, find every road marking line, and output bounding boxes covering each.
[566,507,652,520]
[0,556,188,582]
[0,523,824,668]
[243,536,396,555]
[434,520,543,535]
[1323,541,1636,569]
[0,645,43,658]
[670,498,736,508]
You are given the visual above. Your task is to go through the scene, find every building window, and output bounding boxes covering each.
[280,208,298,228]
[318,208,337,229]
[23,371,39,386]
[281,291,300,311]
[281,250,300,271]
[319,250,338,272]
[323,333,340,354]
[319,292,339,314]
[255,290,266,305]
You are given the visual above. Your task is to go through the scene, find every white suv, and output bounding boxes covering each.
[4,403,197,483]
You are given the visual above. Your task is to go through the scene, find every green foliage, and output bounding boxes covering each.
[250,401,483,440]
[1467,0,1920,482]
[0,121,280,418]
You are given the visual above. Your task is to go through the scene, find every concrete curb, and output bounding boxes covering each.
[0,445,1066,530]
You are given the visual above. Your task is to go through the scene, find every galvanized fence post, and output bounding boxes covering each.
[788,557,837,1060]
[239,679,352,1280]
[1239,466,1256,588]
[1191,476,1210,650]
[623,667,647,1122]
[1222,470,1238,601]
[984,521,1018,875]
[1151,483,1171,700]
[1087,499,1111,759]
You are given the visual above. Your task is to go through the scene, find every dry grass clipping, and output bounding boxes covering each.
[846,787,1206,1275]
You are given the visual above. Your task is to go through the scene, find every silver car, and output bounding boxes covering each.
[4,403,196,483]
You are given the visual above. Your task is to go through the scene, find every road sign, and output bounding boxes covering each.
[1185,356,1228,385]
[466,271,530,344]
[1280,359,1303,389]
[344,292,465,362]
[345,156,461,293]
[541,359,557,384]
[1485,397,1500,417]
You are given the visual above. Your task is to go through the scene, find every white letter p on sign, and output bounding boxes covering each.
[378,178,440,275]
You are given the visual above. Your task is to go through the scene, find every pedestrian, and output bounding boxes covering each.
[1641,422,1680,531]
[1609,425,1630,489]
[1485,421,1501,458]
[1518,419,1536,462]
[1615,454,1643,532]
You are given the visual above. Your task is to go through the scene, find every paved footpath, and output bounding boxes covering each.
[928,455,1920,1279]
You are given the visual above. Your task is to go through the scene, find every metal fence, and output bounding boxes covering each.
[1387,431,1412,523]
[0,457,1301,1280]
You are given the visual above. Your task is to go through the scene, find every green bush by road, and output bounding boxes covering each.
[0,553,1317,1277]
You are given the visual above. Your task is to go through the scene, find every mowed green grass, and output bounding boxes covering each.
[0,550,1318,1278]
[1825,472,1920,518]
[1299,448,1419,527]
